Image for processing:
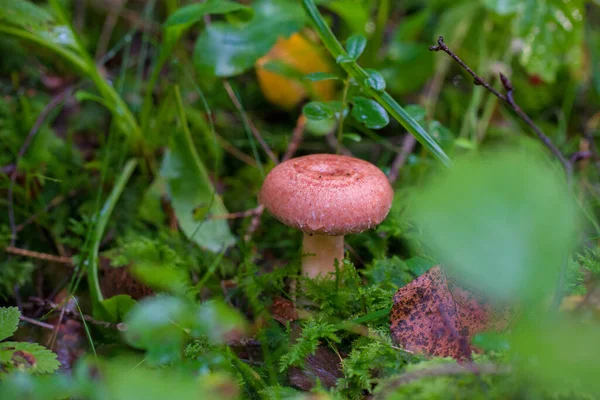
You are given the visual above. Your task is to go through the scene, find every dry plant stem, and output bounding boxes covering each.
[376,363,511,399]
[7,85,73,247]
[222,80,278,164]
[430,36,572,183]
[19,315,55,330]
[282,115,307,162]
[29,297,117,329]
[388,135,417,184]
[4,247,73,266]
[302,234,344,278]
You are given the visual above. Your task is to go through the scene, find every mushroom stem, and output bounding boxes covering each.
[301,233,345,278]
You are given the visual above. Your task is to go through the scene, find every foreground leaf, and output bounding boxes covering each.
[0,342,60,375]
[390,266,511,359]
[165,0,253,27]
[0,307,20,342]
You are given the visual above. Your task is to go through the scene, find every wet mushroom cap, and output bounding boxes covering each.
[259,154,394,235]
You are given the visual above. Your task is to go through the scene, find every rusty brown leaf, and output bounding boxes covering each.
[390,266,511,359]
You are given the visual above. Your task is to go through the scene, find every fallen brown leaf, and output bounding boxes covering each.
[390,266,511,359]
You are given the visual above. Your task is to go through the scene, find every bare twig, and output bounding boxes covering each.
[29,297,119,329]
[211,206,265,220]
[388,135,417,184]
[282,115,307,162]
[429,36,572,181]
[375,363,511,398]
[19,315,55,330]
[7,85,73,247]
[4,246,73,266]
[15,190,78,233]
[223,80,278,164]
[244,205,265,242]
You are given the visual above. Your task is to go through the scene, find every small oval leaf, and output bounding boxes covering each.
[351,97,390,129]
[303,101,335,121]
[346,34,367,60]
[364,68,386,92]
[304,72,340,82]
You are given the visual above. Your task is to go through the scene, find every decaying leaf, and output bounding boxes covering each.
[390,266,511,359]
[289,346,343,390]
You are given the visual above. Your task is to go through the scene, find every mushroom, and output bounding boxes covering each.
[259,154,394,278]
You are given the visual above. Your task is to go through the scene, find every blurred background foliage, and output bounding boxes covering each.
[0,0,600,399]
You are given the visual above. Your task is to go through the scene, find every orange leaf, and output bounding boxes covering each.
[390,266,511,360]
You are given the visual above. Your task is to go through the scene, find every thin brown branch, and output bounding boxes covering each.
[429,36,572,181]
[210,206,264,220]
[15,190,78,233]
[222,80,278,164]
[282,115,307,162]
[19,315,55,330]
[244,205,265,242]
[5,246,74,266]
[375,363,511,398]
[29,297,119,330]
[388,135,417,184]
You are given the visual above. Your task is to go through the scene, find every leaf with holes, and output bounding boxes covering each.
[390,266,511,359]
[0,342,60,375]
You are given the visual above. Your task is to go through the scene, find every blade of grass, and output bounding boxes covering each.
[86,159,138,310]
[302,0,452,167]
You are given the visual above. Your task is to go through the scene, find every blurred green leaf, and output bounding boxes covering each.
[345,34,367,59]
[194,0,304,77]
[363,69,386,92]
[411,147,579,303]
[351,96,389,129]
[303,101,336,121]
[511,316,600,396]
[481,0,520,15]
[0,0,53,28]
[165,0,253,27]
[316,0,369,33]
[98,295,137,324]
[131,263,191,295]
[304,72,340,82]
[0,307,19,341]
[193,301,248,344]
[161,87,235,253]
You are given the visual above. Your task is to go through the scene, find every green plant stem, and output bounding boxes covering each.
[337,78,351,153]
[87,159,138,309]
[302,0,451,167]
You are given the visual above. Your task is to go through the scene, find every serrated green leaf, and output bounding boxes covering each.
[304,72,340,82]
[363,69,386,92]
[0,342,59,375]
[0,307,20,341]
[165,0,253,27]
[345,34,367,59]
[194,0,304,77]
[303,101,336,121]
[350,96,389,129]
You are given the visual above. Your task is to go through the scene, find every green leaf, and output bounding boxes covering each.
[316,0,369,34]
[0,0,54,28]
[303,101,336,121]
[335,55,355,64]
[514,0,584,83]
[410,147,579,303]
[481,0,520,15]
[131,263,191,295]
[193,301,248,344]
[164,0,253,27]
[304,72,340,82]
[363,69,386,92]
[342,133,361,143]
[0,342,59,375]
[124,296,194,364]
[161,87,235,252]
[194,0,304,77]
[97,295,137,324]
[345,34,367,59]
[350,96,389,129]
[0,307,20,341]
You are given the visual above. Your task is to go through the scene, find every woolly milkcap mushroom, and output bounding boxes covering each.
[259,154,394,278]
